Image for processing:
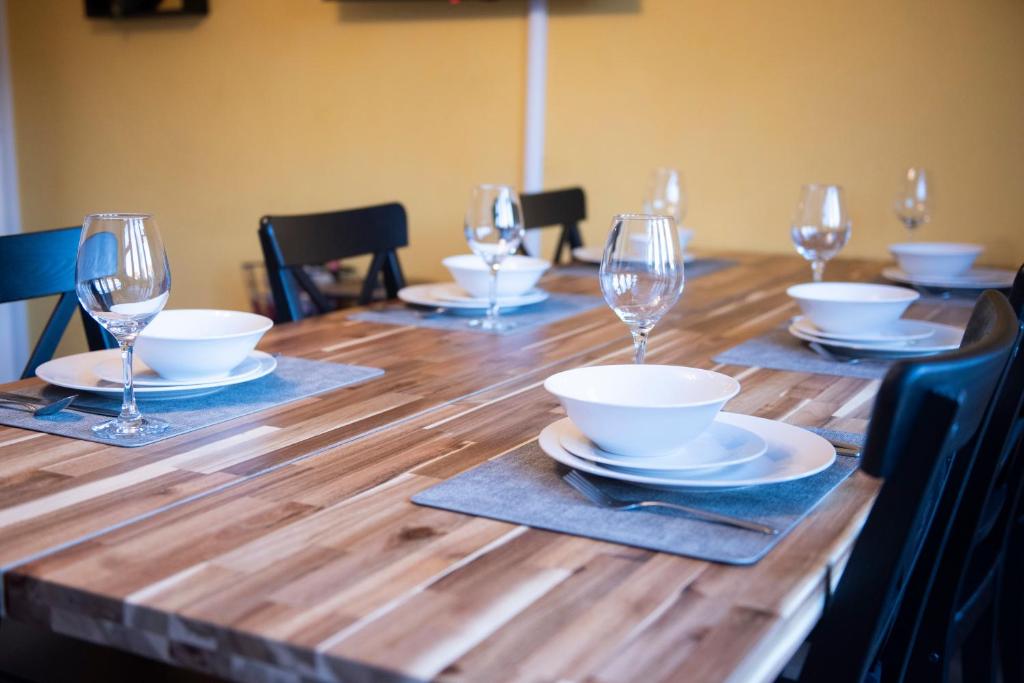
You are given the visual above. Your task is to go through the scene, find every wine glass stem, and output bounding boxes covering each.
[119,341,141,423]
[487,264,500,325]
[811,259,826,282]
[631,327,651,364]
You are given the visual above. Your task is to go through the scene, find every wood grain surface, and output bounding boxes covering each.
[0,253,973,683]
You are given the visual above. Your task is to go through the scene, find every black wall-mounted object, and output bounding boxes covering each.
[85,0,208,19]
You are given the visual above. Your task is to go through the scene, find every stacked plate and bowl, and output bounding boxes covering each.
[36,310,275,398]
[539,365,836,491]
[397,254,551,314]
[787,283,964,359]
[883,242,1015,291]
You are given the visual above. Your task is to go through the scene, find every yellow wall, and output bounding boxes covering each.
[6,0,1023,344]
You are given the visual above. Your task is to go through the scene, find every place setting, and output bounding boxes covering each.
[414,213,859,565]
[0,213,384,447]
[715,181,977,378]
[350,183,606,334]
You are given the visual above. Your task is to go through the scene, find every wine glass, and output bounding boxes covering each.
[600,214,685,364]
[76,213,171,437]
[893,167,931,236]
[644,167,686,226]
[790,184,851,282]
[464,184,525,331]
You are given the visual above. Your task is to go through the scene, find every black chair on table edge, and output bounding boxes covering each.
[792,288,1018,683]
[0,226,116,379]
[519,187,586,264]
[258,203,408,324]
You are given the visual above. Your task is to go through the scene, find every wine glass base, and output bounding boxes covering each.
[92,416,169,438]
[468,318,515,332]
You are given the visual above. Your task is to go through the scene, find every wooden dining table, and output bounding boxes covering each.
[0,252,974,683]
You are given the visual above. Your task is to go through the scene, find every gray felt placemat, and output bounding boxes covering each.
[0,356,383,448]
[557,257,737,280]
[348,292,605,335]
[413,440,859,566]
[713,326,893,379]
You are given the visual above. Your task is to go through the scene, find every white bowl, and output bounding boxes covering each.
[889,242,983,277]
[135,309,273,382]
[787,282,919,335]
[442,254,550,299]
[543,364,741,457]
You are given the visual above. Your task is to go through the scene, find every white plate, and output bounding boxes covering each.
[883,266,1015,290]
[791,315,935,343]
[571,245,696,265]
[789,320,963,354]
[559,418,766,472]
[539,413,835,491]
[36,350,277,397]
[94,353,265,387]
[398,283,549,310]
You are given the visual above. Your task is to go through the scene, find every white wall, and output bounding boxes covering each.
[0,0,28,381]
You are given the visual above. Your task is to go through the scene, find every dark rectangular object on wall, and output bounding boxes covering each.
[85,0,208,19]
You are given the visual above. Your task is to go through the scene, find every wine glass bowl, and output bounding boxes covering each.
[600,213,685,364]
[644,167,686,226]
[893,167,931,235]
[463,184,525,331]
[790,184,851,282]
[76,212,171,437]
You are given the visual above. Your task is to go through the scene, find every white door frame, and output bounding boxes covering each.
[521,0,547,256]
[0,0,28,381]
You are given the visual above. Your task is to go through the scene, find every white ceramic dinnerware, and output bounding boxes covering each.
[558,418,767,472]
[539,413,836,491]
[882,266,1016,290]
[889,242,983,277]
[94,352,269,387]
[398,283,548,311]
[789,320,963,355]
[442,254,550,299]
[135,309,273,382]
[787,282,919,335]
[544,364,741,457]
[36,349,278,398]
[790,315,935,343]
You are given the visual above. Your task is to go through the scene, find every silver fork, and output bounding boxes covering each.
[562,470,778,535]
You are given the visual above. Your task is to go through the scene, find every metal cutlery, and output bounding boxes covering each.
[808,342,862,364]
[0,391,120,418]
[0,394,78,417]
[562,470,778,535]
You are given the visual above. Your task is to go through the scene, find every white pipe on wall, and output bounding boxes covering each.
[521,0,547,257]
[0,0,28,381]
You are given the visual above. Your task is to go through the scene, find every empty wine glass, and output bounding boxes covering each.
[790,184,851,282]
[464,184,525,331]
[644,167,686,226]
[893,167,931,236]
[76,213,171,437]
[600,214,685,364]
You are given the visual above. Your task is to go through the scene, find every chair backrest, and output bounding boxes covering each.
[0,226,116,379]
[258,203,408,323]
[798,290,1018,683]
[519,187,586,264]
[885,266,1024,682]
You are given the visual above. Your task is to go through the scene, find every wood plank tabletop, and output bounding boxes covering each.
[0,253,974,683]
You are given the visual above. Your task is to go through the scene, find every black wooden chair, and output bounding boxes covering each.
[795,289,1018,683]
[519,187,586,264]
[258,203,408,323]
[0,226,116,379]
[881,265,1024,683]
